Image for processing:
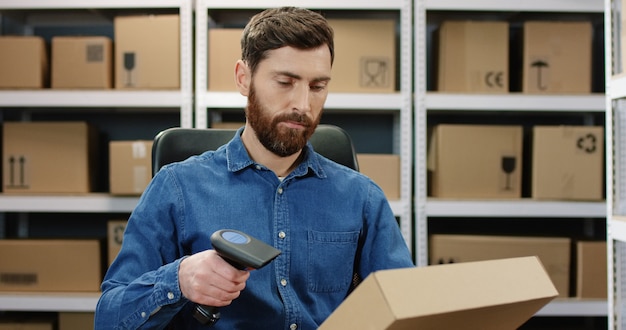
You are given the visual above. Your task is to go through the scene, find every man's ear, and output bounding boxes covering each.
[235,60,251,96]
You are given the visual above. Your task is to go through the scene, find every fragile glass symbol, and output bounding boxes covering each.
[361,58,389,87]
[501,156,516,190]
[124,52,136,87]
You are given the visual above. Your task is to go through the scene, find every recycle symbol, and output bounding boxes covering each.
[576,133,596,153]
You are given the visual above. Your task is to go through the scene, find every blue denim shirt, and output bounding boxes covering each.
[95,130,414,330]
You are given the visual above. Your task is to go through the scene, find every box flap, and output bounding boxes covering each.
[320,256,557,330]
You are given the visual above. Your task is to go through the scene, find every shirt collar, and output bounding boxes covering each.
[225,127,327,179]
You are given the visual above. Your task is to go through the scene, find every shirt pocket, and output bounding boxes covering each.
[307,230,359,292]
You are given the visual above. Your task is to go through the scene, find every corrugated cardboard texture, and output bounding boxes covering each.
[114,14,180,89]
[532,125,604,200]
[576,241,607,299]
[208,28,242,91]
[437,20,509,93]
[357,154,401,200]
[430,234,571,297]
[329,19,396,93]
[3,122,98,193]
[109,140,153,195]
[51,36,112,89]
[319,257,557,329]
[428,124,523,198]
[523,21,592,93]
[0,36,48,89]
[0,240,101,292]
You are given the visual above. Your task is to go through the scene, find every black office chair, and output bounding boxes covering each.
[151,124,359,176]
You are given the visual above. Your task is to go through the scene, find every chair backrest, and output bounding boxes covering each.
[151,124,359,176]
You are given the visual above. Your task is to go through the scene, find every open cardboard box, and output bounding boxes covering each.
[319,256,557,330]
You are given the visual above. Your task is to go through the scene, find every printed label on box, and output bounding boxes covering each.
[4,154,30,190]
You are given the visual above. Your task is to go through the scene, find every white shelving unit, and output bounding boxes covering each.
[415,0,608,320]
[0,0,193,313]
[608,0,626,327]
[194,0,414,252]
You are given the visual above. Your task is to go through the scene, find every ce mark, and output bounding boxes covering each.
[485,71,505,88]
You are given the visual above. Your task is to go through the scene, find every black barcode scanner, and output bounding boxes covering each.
[193,229,281,326]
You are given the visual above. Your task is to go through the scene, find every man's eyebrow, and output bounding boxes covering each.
[274,71,331,83]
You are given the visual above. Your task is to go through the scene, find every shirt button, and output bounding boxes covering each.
[167,292,175,300]
[290,324,298,330]
[256,165,262,170]
[278,231,286,239]
[280,279,287,287]
[277,187,283,194]
[141,312,147,318]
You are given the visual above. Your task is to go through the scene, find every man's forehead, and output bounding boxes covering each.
[259,46,332,77]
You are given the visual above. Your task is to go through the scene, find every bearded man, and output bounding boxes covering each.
[95,7,413,330]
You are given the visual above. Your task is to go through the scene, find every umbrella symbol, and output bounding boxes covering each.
[531,60,549,90]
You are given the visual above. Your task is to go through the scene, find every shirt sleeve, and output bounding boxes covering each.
[95,169,190,329]
[95,259,188,329]
[359,180,415,275]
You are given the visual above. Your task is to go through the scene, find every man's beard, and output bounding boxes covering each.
[246,84,321,157]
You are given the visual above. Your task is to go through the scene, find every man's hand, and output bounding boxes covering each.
[179,250,250,307]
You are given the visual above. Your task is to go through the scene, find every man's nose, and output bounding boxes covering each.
[292,85,311,113]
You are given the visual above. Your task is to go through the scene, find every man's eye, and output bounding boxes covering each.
[277,81,291,86]
[311,85,326,91]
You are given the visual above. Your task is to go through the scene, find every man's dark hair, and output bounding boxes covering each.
[241,7,334,74]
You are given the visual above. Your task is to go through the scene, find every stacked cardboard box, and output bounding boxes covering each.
[51,36,113,89]
[357,154,401,200]
[435,19,593,94]
[109,140,153,195]
[108,220,128,266]
[576,241,607,299]
[430,234,571,297]
[0,239,102,292]
[532,125,604,200]
[329,19,396,93]
[208,28,243,91]
[428,124,523,199]
[523,21,592,93]
[114,14,180,89]
[0,36,48,89]
[437,20,509,93]
[2,122,98,194]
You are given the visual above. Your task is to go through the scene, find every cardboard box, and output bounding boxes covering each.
[576,241,607,299]
[51,36,112,89]
[430,234,571,297]
[0,313,55,330]
[109,140,153,195]
[0,239,102,292]
[0,314,55,330]
[0,36,48,89]
[532,125,604,200]
[427,124,523,198]
[58,312,94,330]
[437,20,509,93]
[3,122,98,194]
[108,220,127,265]
[319,256,557,329]
[211,122,245,129]
[357,154,401,200]
[329,19,396,93]
[114,14,180,89]
[523,21,592,93]
[0,324,52,330]
[208,28,242,91]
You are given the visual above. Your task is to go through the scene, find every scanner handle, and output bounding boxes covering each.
[193,229,281,326]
